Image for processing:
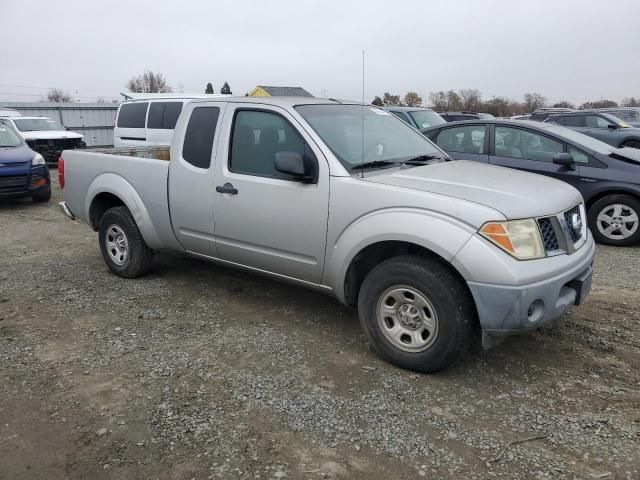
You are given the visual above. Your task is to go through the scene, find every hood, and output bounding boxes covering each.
[364,160,583,219]
[0,144,35,165]
[611,147,640,164]
[20,130,83,140]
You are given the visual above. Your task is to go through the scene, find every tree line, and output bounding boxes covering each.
[371,89,640,116]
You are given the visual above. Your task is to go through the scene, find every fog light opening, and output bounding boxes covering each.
[527,299,545,323]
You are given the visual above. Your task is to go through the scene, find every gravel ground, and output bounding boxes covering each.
[1,177,639,480]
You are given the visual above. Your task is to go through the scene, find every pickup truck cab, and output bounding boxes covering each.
[59,97,595,373]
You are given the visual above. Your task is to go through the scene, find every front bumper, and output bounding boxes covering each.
[467,234,595,347]
[0,165,50,198]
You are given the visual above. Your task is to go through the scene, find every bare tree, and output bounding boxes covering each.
[383,92,403,106]
[445,90,463,111]
[371,96,383,106]
[47,88,73,103]
[552,101,575,109]
[205,82,214,94]
[459,88,482,111]
[404,91,422,107]
[126,70,172,93]
[622,97,639,107]
[429,91,447,111]
[96,97,106,103]
[580,99,618,109]
[524,93,546,113]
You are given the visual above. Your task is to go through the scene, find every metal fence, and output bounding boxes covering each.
[0,102,118,147]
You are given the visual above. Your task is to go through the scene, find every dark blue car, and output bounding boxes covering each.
[0,120,51,203]
[421,119,640,246]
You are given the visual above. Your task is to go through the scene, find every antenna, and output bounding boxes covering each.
[361,49,365,179]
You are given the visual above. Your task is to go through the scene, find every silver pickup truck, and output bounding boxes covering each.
[59,97,595,373]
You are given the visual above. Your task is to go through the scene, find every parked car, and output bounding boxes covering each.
[114,94,226,147]
[439,111,495,122]
[544,111,640,149]
[421,119,640,246]
[0,114,85,164]
[586,107,640,127]
[383,106,446,129]
[59,97,594,373]
[529,107,576,122]
[0,120,51,203]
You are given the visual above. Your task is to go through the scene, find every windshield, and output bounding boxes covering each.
[295,104,445,170]
[408,110,446,129]
[601,113,630,128]
[0,123,22,147]
[543,124,614,154]
[13,118,66,132]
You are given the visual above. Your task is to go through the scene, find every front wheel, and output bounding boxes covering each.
[357,255,475,373]
[98,206,153,278]
[588,194,640,246]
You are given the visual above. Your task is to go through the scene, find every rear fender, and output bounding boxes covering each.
[85,173,163,249]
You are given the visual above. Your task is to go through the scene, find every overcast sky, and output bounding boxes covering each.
[1,0,638,105]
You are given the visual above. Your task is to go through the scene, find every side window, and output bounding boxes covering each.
[117,102,148,128]
[147,102,184,129]
[163,102,183,129]
[182,107,220,169]
[229,110,311,180]
[586,115,613,128]
[435,125,486,154]
[391,111,411,124]
[563,116,585,127]
[569,146,589,163]
[147,102,165,129]
[494,127,563,162]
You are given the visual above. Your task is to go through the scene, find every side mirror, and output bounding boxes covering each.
[607,123,618,130]
[553,152,576,170]
[274,151,317,183]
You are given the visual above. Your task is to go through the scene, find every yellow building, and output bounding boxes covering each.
[249,86,314,97]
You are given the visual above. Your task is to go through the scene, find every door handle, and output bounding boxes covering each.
[216,182,238,195]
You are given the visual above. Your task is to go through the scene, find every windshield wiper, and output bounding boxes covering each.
[351,160,401,171]
[402,154,447,163]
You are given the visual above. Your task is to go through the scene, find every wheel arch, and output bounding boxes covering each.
[585,189,640,212]
[85,173,163,249]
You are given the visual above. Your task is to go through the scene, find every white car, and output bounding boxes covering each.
[0,115,85,164]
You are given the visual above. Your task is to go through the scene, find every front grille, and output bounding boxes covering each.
[537,217,559,251]
[26,138,83,163]
[0,175,27,188]
[563,205,583,243]
[537,203,586,256]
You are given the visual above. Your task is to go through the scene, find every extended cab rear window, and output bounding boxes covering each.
[117,102,149,128]
[182,107,220,169]
[147,102,183,129]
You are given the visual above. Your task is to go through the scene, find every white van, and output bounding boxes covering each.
[114,95,227,147]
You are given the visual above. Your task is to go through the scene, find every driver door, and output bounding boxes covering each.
[211,104,330,283]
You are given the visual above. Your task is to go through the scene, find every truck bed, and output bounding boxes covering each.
[61,148,179,250]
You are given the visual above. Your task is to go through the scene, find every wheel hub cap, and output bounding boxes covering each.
[105,224,129,266]
[596,203,639,240]
[376,286,439,353]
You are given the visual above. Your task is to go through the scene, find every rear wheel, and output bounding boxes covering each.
[99,206,152,278]
[622,140,640,149]
[357,255,475,373]
[588,194,640,246]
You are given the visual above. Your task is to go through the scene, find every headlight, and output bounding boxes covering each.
[31,153,45,166]
[479,219,545,260]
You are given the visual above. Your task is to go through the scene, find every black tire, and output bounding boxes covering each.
[588,194,640,246]
[98,206,153,278]
[357,255,475,374]
[622,140,640,149]
[32,189,51,203]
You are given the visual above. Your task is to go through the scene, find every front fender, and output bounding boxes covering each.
[324,208,478,303]
[85,173,163,249]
